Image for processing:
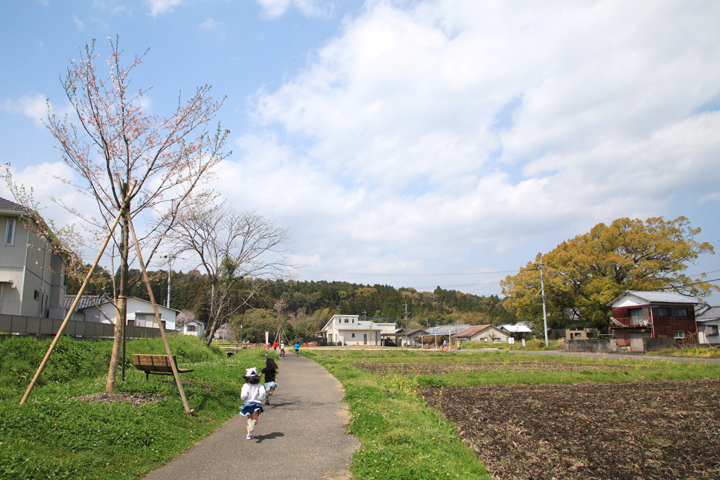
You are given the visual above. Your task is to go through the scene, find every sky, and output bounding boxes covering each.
[1,0,719,304]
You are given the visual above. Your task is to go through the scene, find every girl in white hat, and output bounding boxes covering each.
[240,367,267,439]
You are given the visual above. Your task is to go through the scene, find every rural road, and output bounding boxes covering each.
[142,353,359,480]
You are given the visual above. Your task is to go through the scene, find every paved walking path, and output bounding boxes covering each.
[143,353,359,480]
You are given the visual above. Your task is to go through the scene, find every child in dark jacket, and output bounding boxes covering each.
[261,358,279,405]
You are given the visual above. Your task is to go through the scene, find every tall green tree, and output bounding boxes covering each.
[501,217,717,330]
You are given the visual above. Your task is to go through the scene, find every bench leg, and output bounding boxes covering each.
[146,371,150,381]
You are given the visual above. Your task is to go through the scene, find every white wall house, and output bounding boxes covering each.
[320,315,395,346]
[177,318,205,338]
[697,306,720,346]
[67,295,178,331]
[0,197,67,319]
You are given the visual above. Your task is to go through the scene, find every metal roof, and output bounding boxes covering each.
[500,324,534,333]
[607,290,699,307]
[454,325,494,338]
[697,306,720,323]
[424,325,470,335]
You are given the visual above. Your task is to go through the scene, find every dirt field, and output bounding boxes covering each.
[419,379,720,480]
[352,361,654,376]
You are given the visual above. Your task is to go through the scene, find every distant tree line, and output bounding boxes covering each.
[69,271,517,343]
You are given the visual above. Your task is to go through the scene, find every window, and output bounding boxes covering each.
[345,319,349,323]
[653,307,670,317]
[671,308,688,317]
[187,325,196,332]
[351,333,355,338]
[5,218,16,246]
[33,289,40,301]
[706,325,719,337]
[673,330,685,339]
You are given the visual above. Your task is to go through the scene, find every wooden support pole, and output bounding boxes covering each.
[127,216,192,415]
[20,182,137,406]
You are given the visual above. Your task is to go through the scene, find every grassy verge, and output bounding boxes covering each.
[648,346,720,358]
[0,335,269,480]
[302,350,490,480]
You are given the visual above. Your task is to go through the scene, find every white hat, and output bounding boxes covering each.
[245,367,258,377]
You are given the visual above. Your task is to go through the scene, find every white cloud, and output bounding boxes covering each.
[246,0,720,284]
[3,93,49,128]
[73,14,85,29]
[199,18,225,37]
[146,0,182,17]
[256,0,333,18]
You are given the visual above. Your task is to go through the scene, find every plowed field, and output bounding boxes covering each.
[352,361,653,376]
[419,379,720,480]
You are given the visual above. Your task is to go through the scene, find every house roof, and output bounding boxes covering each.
[607,290,699,307]
[335,320,382,331]
[403,329,428,336]
[65,294,180,313]
[454,325,494,338]
[424,325,470,336]
[500,323,534,333]
[64,294,113,312]
[696,306,720,323]
[0,197,24,216]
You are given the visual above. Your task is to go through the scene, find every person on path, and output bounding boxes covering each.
[272,341,278,353]
[240,367,266,440]
[294,341,300,355]
[280,342,285,357]
[261,358,279,405]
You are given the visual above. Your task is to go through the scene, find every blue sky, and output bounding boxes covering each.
[2,0,719,304]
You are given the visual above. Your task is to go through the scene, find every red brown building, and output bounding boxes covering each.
[607,290,699,346]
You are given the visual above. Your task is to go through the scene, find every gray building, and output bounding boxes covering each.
[0,197,67,318]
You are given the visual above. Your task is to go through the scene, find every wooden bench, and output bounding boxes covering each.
[131,354,193,381]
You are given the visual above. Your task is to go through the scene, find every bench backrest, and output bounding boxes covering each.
[132,354,178,373]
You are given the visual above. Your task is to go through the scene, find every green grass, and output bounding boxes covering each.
[0,335,269,479]
[648,346,720,358]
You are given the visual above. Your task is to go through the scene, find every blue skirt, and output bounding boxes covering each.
[241,402,264,416]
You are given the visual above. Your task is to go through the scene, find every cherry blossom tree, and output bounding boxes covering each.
[45,37,229,392]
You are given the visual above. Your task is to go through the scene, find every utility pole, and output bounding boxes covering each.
[540,256,549,347]
[402,301,408,329]
[162,254,175,309]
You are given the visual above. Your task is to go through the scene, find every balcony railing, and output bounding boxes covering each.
[610,315,651,328]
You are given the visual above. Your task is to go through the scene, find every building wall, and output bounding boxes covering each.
[0,217,66,317]
[698,321,720,345]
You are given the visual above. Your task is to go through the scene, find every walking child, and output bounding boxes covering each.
[240,367,266,440]
[294,341,300,355]
[261,358,279,405]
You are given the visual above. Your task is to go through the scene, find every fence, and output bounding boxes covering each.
[0,314,162,339]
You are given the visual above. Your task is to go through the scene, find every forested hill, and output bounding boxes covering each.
[68,269,516,329]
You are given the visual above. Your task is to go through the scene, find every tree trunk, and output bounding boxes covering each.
[204,282,218,346]
[106,206,130,393]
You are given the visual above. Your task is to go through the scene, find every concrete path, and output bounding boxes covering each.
[143,353,359,480]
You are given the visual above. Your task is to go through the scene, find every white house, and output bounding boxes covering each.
[0,197,67,319]
[697,305,720,346]
[320,315,396,346]
[177,318,205,338]
[66,295,178,331]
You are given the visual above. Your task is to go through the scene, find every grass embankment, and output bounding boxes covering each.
[0,335,266,480]
[304,348,720,480]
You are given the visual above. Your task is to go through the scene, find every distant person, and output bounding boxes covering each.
[273,341,278,352]
[280,343,285,357]
[261,358,279,405]
[294,341,300,356]
[240,367,266,440]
